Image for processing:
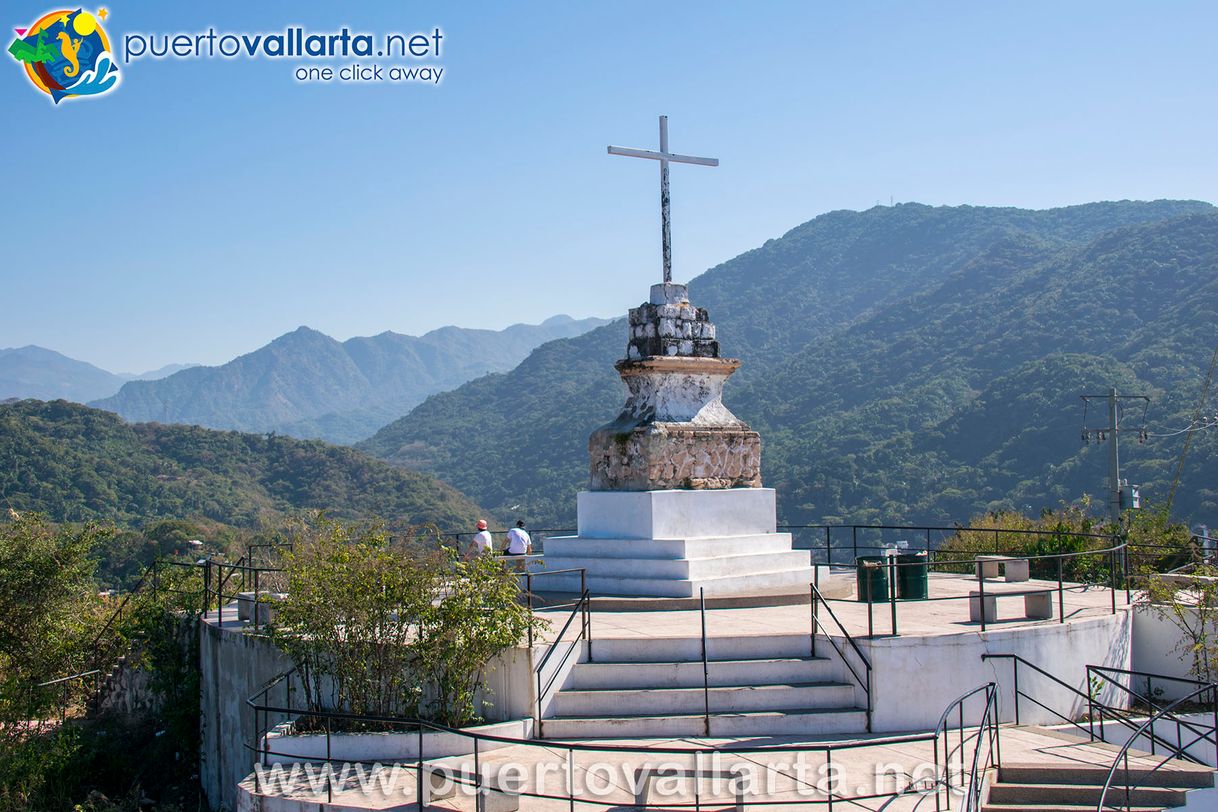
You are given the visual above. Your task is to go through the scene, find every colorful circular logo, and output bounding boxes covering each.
[8,8,119,104]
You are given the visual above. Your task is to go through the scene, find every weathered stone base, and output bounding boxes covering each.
[589,423,761,491]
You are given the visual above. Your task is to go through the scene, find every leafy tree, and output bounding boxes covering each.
[271,518,542,727]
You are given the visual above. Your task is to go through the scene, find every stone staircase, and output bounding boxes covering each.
[981,762,1216,812]
[539,633,868,739]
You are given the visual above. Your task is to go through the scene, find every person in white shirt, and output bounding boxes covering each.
[464,519,494,559]
[503,520,531,556]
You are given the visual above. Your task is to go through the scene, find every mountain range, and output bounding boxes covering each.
[357,200,1218,529]
[0,346,193,403]
[89,315,609,444]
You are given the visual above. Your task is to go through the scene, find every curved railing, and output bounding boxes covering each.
[245,679,1002,809]
[1095,682,1218,811]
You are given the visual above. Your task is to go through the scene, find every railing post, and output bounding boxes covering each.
[1057,557,1065,624]
[888,555,898,636]
[1008,657,1018,725]
[1125,543,1132,605]
[700,587,710,738]
[826,748,834,812]
[1109,549,1116,615]
[1087,666,1095,742]
[852,526,857,562]
[253,567,260,632]
[824,526,831,568]
[416,723,424,809]
[867,591,874,638]
[979,570,986,633]
[325,716,332,804]
[526,572,534,649]
[810,583,817,658]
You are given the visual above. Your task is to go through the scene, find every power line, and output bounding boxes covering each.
[1167,340,1218,515]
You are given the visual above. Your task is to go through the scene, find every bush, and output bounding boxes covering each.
[270,517,543,727]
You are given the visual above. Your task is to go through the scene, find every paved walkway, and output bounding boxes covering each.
[239,724,1184,811]
[535,573,1127,645]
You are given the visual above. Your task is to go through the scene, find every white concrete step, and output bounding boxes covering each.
[552,682,857,717]
[589,634,820,663]
[567,656,839,690]
[544,549,813,580]
[542,534,799,560]
[540,708,868,739]
[539,566,817,597]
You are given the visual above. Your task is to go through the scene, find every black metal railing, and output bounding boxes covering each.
[810,579,874,731]
[245,680,1000,810]
[1096,683,1218,811]
[1086,665,1216,763]
[840,539,1129,637]
[982,653,1210,762]
[530,567,590,737]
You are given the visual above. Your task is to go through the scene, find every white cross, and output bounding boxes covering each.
[608,115,719,285]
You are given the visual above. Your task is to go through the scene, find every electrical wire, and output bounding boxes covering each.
[1167,340,1218,515]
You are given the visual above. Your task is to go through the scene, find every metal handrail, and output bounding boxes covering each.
[811,579,873,731]
[533,586,590,737]
[1095,683,1218,811]
[960,684,1000,812]
[929,683,1000,811]
[1086,665,1216,760]
[245,681,1000,809]
[982,653,1198,758]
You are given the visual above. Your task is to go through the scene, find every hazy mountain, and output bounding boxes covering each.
[357,200,1218,528]
[91,315,610,444]
[0,347,198,403]
[121,362,199,381]
[0,346,129,402]
[0,399,484,530]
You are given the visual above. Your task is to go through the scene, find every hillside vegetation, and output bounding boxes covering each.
[0,400,483,531]
[359,201,1218,527]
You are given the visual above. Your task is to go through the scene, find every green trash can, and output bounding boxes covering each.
[856,555,890,603]
[894,552,929,600]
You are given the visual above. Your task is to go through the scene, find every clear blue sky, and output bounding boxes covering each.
[1,0,1215,372]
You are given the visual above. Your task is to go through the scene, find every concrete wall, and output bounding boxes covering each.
[199,614,294,812]
[860,610,1133,732]
[200,611,537,811]
[1133,605,1210,699]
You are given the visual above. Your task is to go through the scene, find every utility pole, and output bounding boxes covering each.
[1107,387,1120,526]
[1081,389,1149,528]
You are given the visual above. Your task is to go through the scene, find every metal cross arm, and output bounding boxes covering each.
[608,115,719,285]
[606,145,719,167]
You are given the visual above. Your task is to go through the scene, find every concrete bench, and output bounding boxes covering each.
[422,763,519,811]
[633,766,748,811]
[969,588,1053,624]
[975,555,1030,582]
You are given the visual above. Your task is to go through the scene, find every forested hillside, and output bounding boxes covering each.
[359,201,1218,527]
[0,400,483,530]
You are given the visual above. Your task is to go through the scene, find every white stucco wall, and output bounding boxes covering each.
[1132,605,1211,700]
[200,611,536,811]
[860,610,1134,733]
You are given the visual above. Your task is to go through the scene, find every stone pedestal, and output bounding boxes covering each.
[536,281,820,598]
